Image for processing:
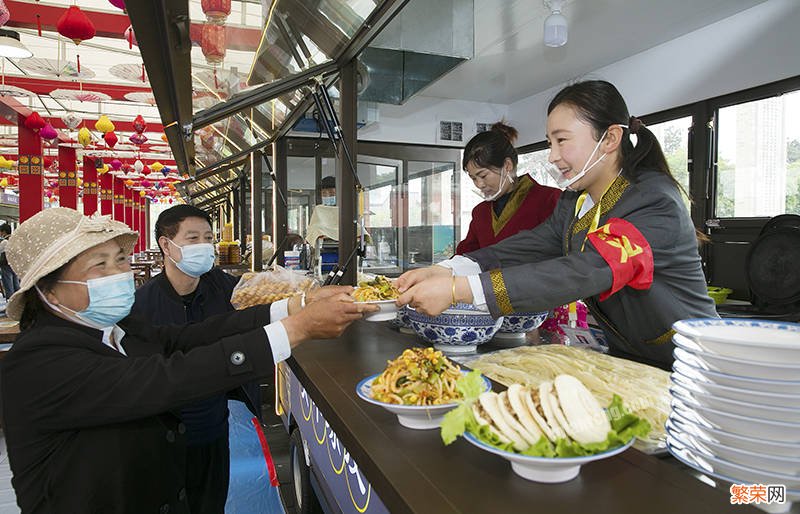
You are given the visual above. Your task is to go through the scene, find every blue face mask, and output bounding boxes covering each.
[52,271,136,329]
[168,239,215,278]
[322,196,336,206]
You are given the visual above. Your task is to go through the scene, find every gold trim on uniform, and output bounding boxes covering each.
[572,176,630,236]
[492,176,535,235]
[645,329,675,345]
[489,269,514,315]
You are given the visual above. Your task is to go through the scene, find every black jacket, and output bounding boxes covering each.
[132,268,262,444]
[0,306,275,514]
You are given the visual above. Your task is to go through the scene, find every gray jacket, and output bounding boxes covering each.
[467,169,717,368]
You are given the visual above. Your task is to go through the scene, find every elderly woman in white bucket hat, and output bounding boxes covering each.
[0,208,375,514]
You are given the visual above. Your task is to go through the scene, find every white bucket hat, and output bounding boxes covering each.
[5,208,138,320]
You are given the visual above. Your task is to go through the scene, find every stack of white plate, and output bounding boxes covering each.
[667,319,800,513]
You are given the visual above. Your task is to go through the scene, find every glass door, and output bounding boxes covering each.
[357,155,402,275]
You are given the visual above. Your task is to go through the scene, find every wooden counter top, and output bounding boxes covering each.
[286,321,758,514]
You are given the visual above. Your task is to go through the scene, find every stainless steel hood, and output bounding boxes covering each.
[357,0,474,105]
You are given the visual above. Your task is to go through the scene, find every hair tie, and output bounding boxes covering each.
[628,116,642,135]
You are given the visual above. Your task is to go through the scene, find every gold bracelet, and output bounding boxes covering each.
[451,276,457,306]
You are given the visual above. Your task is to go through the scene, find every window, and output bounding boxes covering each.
[715,89,800,217]
[517,148,560,188]
[358,159,401,273]
[286,156,316,240]
[648,116,692,210]
[407,161,456,265]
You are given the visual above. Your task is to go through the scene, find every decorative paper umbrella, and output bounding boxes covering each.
[50,88,111,103]
[61,112,82,130]
[18,58,95,79]
[109,63,146,84]
[110,159,122,171]
[123,91,157,105]
[0,85,35,98]
[108,0,125,11]
[57,6,96,45]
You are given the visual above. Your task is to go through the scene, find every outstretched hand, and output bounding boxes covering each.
[283,292,379,345]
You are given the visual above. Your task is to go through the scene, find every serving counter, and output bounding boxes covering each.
[282,320,758,514]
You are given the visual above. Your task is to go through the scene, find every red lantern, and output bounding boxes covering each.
[201,23,226,65]
[24,111,46,132]
[56,6,96,45]
[201,0,231,22]
[132,114,147,134]
[104,131,118,148]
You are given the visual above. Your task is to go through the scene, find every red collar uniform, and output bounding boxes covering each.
[456,174,561,254]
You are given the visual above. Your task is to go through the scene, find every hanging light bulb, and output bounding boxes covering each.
[543,0,568,48]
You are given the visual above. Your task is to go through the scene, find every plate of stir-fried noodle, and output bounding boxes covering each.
[352,275,401,321]
[356,347,491,429]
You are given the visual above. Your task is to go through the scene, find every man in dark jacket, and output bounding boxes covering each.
[131,205,256,514]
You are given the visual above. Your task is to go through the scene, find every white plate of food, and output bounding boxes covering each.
[352,275,400,321]
[447,375,647,483]
[356,348,491,429]
[464,431,634,483]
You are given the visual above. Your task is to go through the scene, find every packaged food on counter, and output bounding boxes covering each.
[230,266,317,309]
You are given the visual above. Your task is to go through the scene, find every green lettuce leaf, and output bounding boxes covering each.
[440,370,488,446]
[520,436,556,458]
[457,370,486,399]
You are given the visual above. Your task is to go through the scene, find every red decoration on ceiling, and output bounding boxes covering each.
[56,6,96,45]
[0,0,10,27]
[132,114,147,134]
[201,0,231,22]
[201,23,226,65]
[39,122,58,142]
[129,133,148,145]
[24,111,46,132]
[124,25,137,49]
[104,131,118,148]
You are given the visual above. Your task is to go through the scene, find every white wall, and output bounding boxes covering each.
[358,95,508,146]
[507,0,800,146]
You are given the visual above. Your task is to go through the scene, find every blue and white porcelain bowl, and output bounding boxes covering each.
[496,311,549,342]
[389,306,415,334]
[406,303,504,354]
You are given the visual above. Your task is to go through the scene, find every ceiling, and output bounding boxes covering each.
[421,0,769,104]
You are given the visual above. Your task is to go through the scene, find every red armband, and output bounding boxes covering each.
[587,218,654,301]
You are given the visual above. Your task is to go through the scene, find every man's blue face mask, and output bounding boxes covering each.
[167,239,215,278]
